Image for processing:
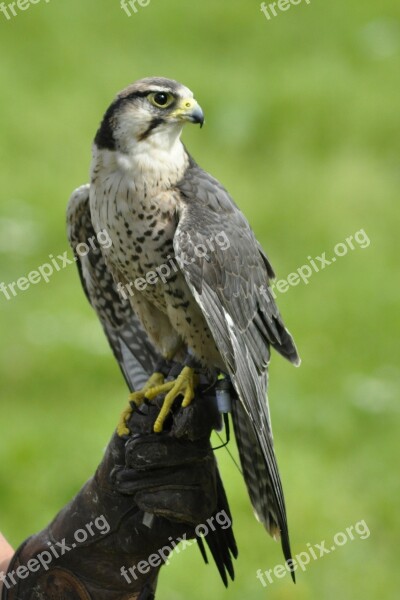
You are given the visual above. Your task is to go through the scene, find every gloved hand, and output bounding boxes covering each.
[1,388,237,599]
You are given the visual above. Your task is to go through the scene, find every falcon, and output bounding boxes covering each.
[67,77,300,573]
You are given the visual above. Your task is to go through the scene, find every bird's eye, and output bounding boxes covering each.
[149,92,174,108]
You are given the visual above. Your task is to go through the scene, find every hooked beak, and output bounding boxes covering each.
[173,98,205,128]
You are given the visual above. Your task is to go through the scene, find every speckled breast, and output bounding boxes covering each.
[90,176,179,290]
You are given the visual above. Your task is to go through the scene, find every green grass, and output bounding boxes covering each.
[0,1,399,598]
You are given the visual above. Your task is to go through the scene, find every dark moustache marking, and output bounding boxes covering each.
[138,117,165,141]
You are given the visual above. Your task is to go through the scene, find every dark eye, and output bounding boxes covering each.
[149,92,174,108]
[154,93,168,105]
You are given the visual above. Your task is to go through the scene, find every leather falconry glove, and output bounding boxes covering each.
[1,387,237,600]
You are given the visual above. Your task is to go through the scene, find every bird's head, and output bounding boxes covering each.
[94,77,204,154]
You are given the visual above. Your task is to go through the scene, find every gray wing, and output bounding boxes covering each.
[174,159,300,566]
[66,184,161,391]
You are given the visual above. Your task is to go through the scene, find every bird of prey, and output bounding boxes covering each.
[67,77,300,573]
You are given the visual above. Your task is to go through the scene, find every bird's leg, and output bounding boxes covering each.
[144,356,200,433]
[116,363,171,437]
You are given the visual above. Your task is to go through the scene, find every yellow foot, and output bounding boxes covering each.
[116,372,165,437]
[144,366,197,433]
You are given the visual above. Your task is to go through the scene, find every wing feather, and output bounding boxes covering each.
[174,160,299,566]
[66,184,161,391]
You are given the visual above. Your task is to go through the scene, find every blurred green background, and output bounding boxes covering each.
[0,0,399,598]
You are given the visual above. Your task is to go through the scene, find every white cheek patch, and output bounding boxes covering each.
[116,103,152,139]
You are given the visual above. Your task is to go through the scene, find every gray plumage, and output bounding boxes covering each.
[173,157,299,563]
[67,77,300,571]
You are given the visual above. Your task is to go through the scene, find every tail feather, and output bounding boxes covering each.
[231,399,294,575]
